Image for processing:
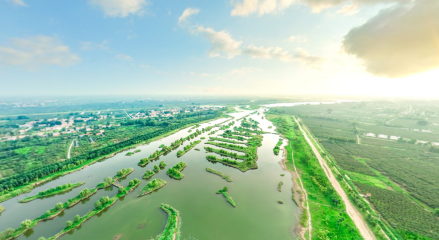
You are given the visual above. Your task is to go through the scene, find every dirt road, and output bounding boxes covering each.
[294,117,376,240]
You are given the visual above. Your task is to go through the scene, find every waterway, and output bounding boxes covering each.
[1,110,299,240]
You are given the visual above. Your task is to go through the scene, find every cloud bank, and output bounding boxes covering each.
[89,0,147,17]
[0,36,80,67]
[195,26,323,68]
[343,0,439,78]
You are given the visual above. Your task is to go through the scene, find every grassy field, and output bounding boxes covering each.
[267,114,363,240]
[273,102,439,240]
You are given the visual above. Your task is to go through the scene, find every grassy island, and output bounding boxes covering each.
[278,200,284,204]
[33,180,142,240]
[138,157,151,166]
[126,149,141,156]
[159,161,167,168]
[205,126,263,172]
[166,162,187,180]
[113,168,133,181]
[177,140,201,157]
[138,179,167,197]
[19,182,85,203]
[273,139,283,155]
[206,168,232,182]
[278,181,283,192]
[143,170,155,179]
[155,204,181,240]
[0,204,4,213]
[216,186,236,207]
[154,165,160,172]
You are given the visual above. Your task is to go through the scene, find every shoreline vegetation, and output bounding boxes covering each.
[125,149,141,156]
[155,204,181,240]
[216,186,236,207]
[138,179,167,197]
[278,181,283,192]
[166,162,187,180]
[0,205,4,214]
[143,170,155,179]
[205,123,263,172]
[206,168,232,182]
[19,182,85,203]
[267,113,363,240]
[177,140,201,157]
[138,129,204,167]
[0,111,224,203]
[273,139,283,155]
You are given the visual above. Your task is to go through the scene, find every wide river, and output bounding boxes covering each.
[0,109,299,240]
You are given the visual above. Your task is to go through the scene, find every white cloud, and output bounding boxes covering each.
[288,35,308,42]
[178,8,200,24]
[336,3,358,15]
[294,48,324,69]
[243,45,293,61]
[230,67,261,75]
[88,0,147,17]
[114,54,133,61]
[0,36,80,68]
[81,40,109,51]
[343,0,439,78]
[230,0,295,16]
[195,26,242,58]
[140,64,150,68]
[9,0,26,6]
[193,26,323,67]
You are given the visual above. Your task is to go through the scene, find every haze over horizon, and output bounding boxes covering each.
[1,0,438,98]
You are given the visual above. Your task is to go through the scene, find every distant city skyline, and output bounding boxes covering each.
[0,0,438,98]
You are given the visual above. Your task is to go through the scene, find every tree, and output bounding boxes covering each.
[0,228,15,239]
[74,214,81,222]
[94,200,102,209]
[38,237,47,240]
[65,220,73,228]
[55,202,64,210]
[21,219,32,229]
[104,177,112,187]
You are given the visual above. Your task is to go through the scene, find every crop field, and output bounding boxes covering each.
[274,101,439,240]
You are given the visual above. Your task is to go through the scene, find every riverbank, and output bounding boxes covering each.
[267,113,363,240]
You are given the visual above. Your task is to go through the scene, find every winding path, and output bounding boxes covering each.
[294,117,376,240]
[67,138,76,159]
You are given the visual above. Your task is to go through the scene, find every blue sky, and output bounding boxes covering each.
[1,0,438,98]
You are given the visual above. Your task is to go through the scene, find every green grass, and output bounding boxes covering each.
[166,162,187,180]
[138,179,167,197]
[19,182,85,203]
[268,114,363,240]
[206,167,233,182]
[155,204,181,240]
[278,181,283,192]
[216,187,236,207]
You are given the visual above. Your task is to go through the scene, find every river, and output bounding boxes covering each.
[0,110,298,240]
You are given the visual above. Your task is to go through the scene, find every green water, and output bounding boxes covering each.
[4,110,298,240]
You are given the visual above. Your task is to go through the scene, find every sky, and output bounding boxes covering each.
[0,0,438,98]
